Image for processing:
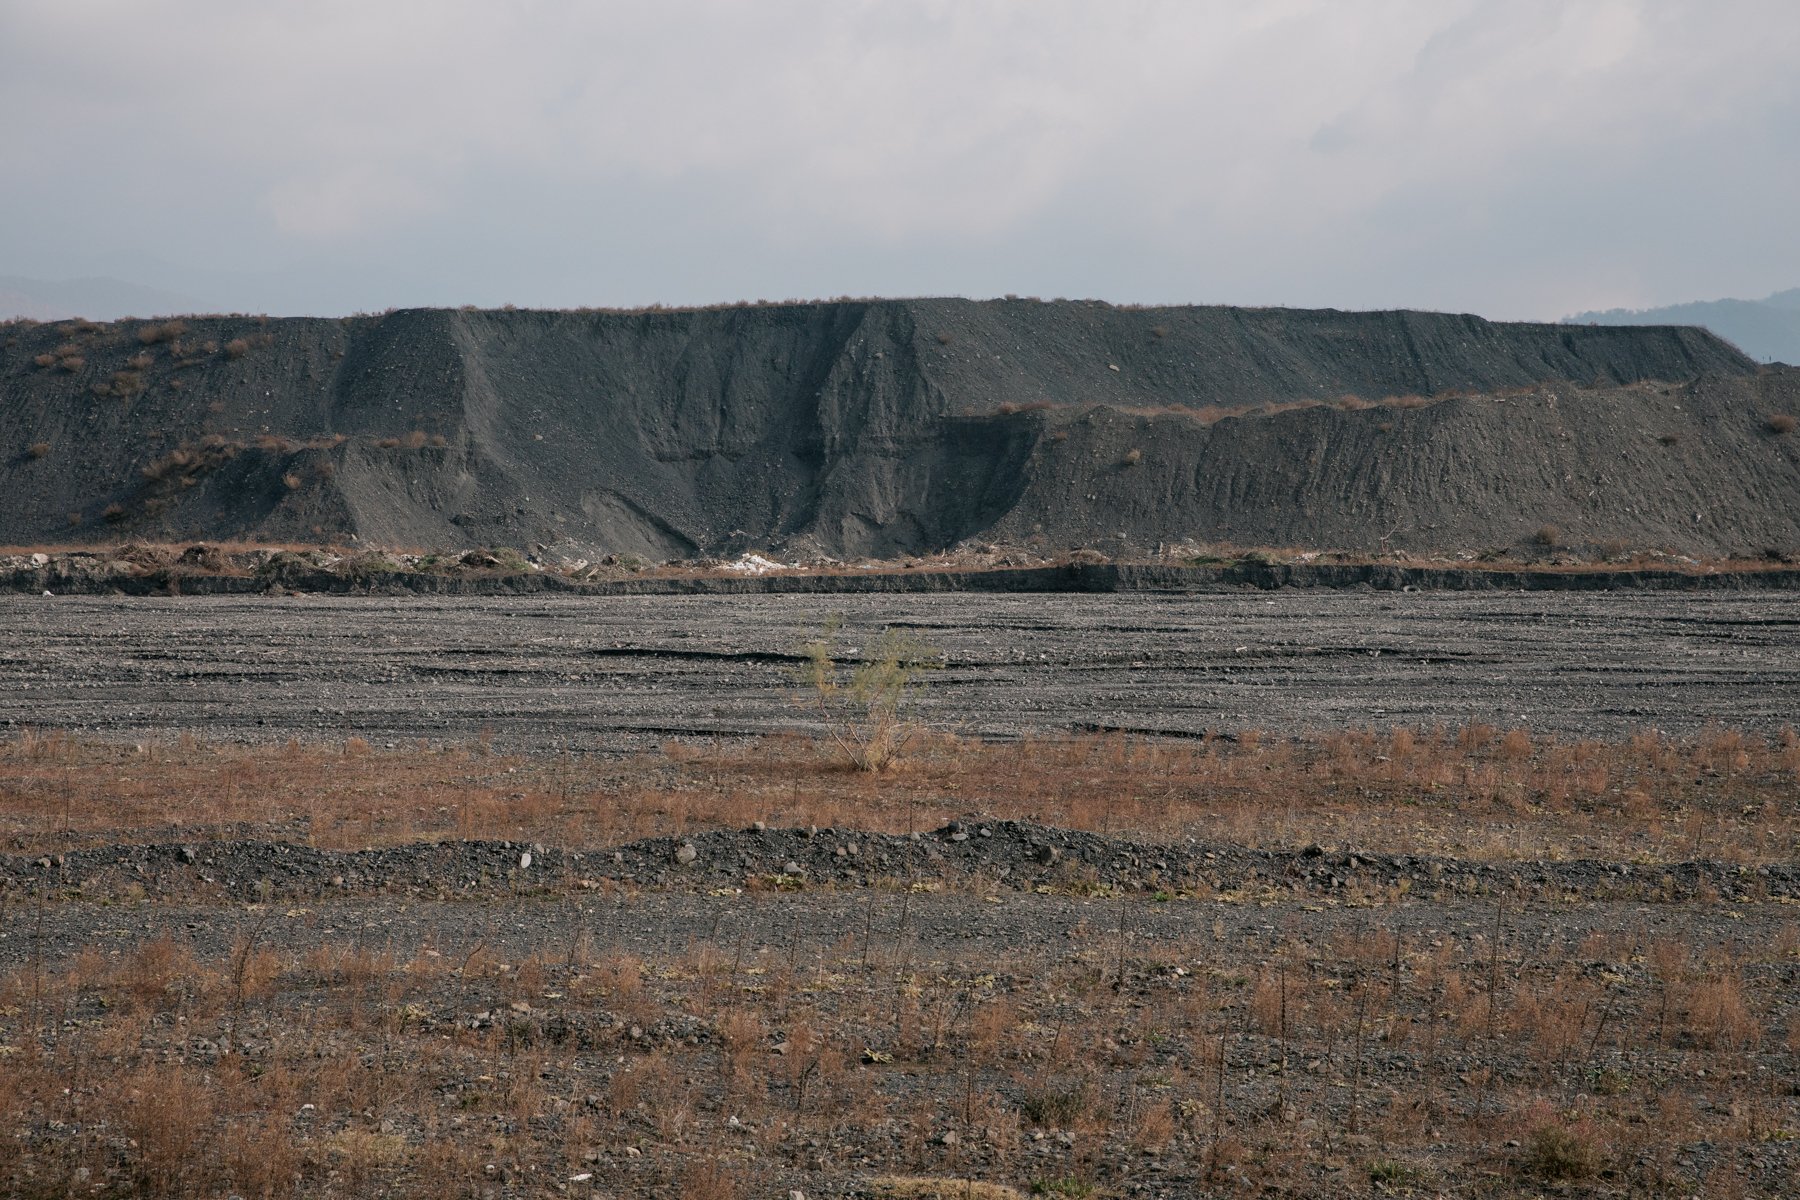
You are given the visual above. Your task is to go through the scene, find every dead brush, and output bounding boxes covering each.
[116,1061,219,1194]
[716,1006,766,1082]
[117,932,196,1011]
[677,1155,743,1200]
[1685,969,1758,1050]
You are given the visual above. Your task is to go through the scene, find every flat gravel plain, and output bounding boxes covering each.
[1,591,1796,751]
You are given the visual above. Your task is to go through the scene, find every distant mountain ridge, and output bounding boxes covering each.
[1566,288,1800,365]
[0,275,205,322]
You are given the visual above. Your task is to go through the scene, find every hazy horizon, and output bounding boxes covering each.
[4,1,1797,321]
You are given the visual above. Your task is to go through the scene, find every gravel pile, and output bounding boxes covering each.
[7,818,1793,905]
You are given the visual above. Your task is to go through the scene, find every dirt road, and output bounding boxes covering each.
[2,591,1795,751]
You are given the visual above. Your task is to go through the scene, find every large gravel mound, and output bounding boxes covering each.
[2,299,1793,557]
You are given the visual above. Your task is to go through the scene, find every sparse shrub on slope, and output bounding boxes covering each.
[136,319,186,346]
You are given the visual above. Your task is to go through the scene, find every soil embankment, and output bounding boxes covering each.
[4,299,1796,558]
[7,819,1797,905]
[6,547,1800,597]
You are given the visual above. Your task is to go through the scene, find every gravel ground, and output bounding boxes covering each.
[4,591,1798,1196]
[7,874,1793,991]
[6,854,1797,1198]
[1,591,1797,753]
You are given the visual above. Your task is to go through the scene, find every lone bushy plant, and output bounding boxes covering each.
[797,615,939,771]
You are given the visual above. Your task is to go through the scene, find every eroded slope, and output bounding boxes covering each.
[1,299,1792,557]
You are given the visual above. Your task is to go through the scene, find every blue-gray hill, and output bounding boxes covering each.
[1567,288,1800,365]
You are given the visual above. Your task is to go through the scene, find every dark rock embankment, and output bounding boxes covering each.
[4,299,1795,558]
[5,820,1792,907]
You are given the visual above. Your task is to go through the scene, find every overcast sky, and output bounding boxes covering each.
[3,0,1796,320]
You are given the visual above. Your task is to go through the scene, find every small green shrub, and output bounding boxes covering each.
[797,616,939,772]
[1019,1079,1093,1128]
[1368,1159,1420,1186]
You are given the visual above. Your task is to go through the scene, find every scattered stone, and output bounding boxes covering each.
[518,851,532,870]
[177,846,198,864]
[783,861,803,876]
[674,842,698,866]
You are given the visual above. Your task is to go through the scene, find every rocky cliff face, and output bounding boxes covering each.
[2,299,1793,558]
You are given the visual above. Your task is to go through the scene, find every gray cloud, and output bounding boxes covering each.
[2,0,1795,318]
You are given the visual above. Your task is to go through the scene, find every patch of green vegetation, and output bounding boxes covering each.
[1369,1158,1420,1187]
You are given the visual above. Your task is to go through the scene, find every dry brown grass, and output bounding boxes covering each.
[136,319,187,346]
[2,724,1796,865]
[0,884,1790,1198]
[1770,413,1797,435]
